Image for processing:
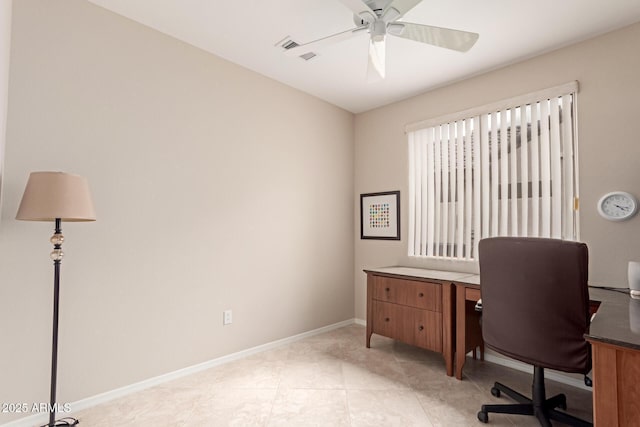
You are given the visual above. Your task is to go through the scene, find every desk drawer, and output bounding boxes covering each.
[410,307,443,352]
[406,282,441,312]
[372,300,400,339]
[373,276,441,311]
[466,288,481,301]
[373,277,408,305]
[372,301,442,352]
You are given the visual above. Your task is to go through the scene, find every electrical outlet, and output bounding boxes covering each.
[223,310,232,325]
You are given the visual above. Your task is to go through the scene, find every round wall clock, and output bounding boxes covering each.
[597,191,638,221]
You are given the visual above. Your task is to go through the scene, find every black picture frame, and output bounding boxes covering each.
[360,191,400,240]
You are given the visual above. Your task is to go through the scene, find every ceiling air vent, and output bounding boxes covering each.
[299,52,316,61]
[281,39,299,50]
[276,36,317,61]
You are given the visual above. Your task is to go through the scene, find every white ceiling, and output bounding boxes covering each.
[86,0,640,113]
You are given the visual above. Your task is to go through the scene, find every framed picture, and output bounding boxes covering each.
[360,191,400,240]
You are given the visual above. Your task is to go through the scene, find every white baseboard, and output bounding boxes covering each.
[480,353,591,391]
[1,318,356,427]
[354,318,366,326]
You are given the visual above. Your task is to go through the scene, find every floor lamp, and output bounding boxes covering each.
[16,172,96,427]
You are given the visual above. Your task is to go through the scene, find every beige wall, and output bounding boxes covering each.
[0,0,11,207]
[355,22,640,320]
[0,0,354,423]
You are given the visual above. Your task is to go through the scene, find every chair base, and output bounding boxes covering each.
[477,367,592,427]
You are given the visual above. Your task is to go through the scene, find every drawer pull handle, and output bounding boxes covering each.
[418,292,424,297]
[385,317,390,322]
[385,287,390,292]
[418,325,424,331]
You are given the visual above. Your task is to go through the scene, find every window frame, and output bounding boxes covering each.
[405,82,580,261]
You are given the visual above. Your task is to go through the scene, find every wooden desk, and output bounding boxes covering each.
[365,266,640,426]
[585,291,640,426]
[364,267,471,377]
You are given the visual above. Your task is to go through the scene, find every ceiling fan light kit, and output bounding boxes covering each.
[281,0,479,80]
[368,38,386,79]
[370,20,387,41]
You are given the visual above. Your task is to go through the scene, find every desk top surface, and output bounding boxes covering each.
[364,266,640,351]
[586,289,640,351]
[364,266,475,282]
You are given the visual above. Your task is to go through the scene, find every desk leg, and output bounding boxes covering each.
[366,274,373,348]
[442,282,454,376]
[455,284,467,380]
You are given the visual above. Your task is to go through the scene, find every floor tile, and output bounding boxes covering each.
[279,358,345,389]
[71,324,594,427]
[267,388,350,427]
[185,388,277,426]
[208,357,284,390]
[347,389,433,427]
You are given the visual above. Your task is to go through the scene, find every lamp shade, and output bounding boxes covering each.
[16,172,96,222]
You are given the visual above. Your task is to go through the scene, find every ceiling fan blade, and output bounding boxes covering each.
[382,0,423,21]
[367,37,386,81]
[284,26,368,56]
[339,0,377,23]
[390,22,479,52]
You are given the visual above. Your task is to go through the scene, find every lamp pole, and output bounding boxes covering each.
[48,218,63,427]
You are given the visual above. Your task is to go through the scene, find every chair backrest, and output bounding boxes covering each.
[479,237,591,374]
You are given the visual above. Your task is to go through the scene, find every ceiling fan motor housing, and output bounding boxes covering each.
[352,0,403,38]
[365,0,393,14]
[352,0,391,25]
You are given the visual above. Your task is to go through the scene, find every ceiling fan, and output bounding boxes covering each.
[283,0,479,81]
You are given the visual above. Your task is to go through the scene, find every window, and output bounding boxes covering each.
[406,82,579,261]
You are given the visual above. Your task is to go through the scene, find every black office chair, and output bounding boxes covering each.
[476,237,592,427]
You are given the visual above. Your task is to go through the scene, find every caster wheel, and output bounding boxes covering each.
[477,411,489,423]
[557,395,567,410]
[491,387,501,398]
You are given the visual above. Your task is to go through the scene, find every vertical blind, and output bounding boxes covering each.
[406,82,579,260]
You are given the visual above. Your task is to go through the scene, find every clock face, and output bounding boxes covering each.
[598,192,638,221]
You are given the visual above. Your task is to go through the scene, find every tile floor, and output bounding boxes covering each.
[73,324,593,426]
